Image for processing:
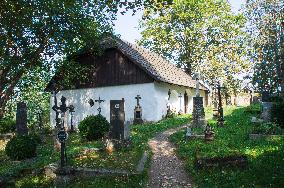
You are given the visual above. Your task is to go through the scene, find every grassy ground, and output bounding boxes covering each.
[170,106,284,187]
[0,115,191,187]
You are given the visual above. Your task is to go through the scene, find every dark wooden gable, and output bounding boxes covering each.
[89,48,154,87]
[47,48,154,91]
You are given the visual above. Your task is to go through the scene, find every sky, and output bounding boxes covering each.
[114,0,246,43]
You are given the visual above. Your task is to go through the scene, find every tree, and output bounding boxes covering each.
[0,0,176,119]
[139,0,251,96]
[244,0,284,95]
[0,1,117,119]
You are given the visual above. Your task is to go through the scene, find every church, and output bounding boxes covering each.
[45,37,208,128]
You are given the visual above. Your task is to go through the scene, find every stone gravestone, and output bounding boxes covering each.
[16,102,28,135]
[260,91,272,122]
[261,102,273,122]
[110,98,129,140]
[261,91,270,102]
[192,74,205,127]
[133,95,143,124]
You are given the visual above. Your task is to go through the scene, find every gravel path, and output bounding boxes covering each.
[147,125,193,188]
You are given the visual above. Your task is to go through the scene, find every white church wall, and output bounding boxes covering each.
[153,82,206,118]
[50,82,207,128]
[50,83,160,128]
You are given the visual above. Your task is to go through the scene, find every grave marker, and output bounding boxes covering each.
[16,102,28,135]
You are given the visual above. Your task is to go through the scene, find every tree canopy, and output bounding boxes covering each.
[139,0,251,95]
[244,0,284,94]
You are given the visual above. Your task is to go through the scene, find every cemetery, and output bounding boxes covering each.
[0,0,283,187]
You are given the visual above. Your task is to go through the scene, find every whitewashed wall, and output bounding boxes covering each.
[50,83,159,128]
[50,82,207,128]
[153,82,206,119]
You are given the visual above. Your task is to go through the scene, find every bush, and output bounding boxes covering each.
[252,122,283,135]
[0,118,16,134]
[208,119,217,127]
[271,102,284,128]
[78,114,110,141]
[244,104,261,115]
[5,135,37,160]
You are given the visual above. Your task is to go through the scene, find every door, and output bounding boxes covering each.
[110,99,125,139]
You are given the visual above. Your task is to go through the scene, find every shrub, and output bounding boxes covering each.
[0,118,16,134]
[78,114,110,141]
[252,122,283,135]
[271,102,284,128]
[5,135,37,160]
[208,119,217,127]
[244,104,261,115]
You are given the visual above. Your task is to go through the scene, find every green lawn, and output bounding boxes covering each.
[170,106,284,187]
[0,115,191,187]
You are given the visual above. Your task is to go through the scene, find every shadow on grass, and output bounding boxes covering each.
[171,106,284,187]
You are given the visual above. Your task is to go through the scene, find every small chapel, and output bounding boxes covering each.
[45,37,208,128]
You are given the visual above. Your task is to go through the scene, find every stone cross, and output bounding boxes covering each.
[135,95,141,106]
[16,102,28,135]
[195,73,200,97]
[178,93,182,114]
[95,97,105,115]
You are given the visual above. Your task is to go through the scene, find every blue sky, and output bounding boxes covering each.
[114,0,245,43]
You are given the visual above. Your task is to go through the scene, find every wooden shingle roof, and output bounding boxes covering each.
[103,37,207,90]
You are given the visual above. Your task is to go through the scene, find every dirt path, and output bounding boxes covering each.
[147,125,193,188]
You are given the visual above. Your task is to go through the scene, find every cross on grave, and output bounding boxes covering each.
[194,73,200,97]
[135,95,141,106]
[95,97,105,115]
[52,93,73,168]
[178,93,183,114]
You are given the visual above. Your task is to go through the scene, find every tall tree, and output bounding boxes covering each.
[139,0,251,95]
[0,1,116,118]
[244,0,284,95]
[0,0,175,119]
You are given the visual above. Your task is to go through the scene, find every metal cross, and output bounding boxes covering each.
[95,97,105,114]
[135,95,141,106]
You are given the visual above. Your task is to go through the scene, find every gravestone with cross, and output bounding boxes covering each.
[192,73,205,128]
[133,95,143,124]
[95,97,105,115]
[110,98,129,140]
[178,93,183,115]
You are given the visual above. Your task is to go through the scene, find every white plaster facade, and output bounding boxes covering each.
[50,82,206,128]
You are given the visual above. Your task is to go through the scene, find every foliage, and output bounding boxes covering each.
[1,115,190,187]
[78,115,110,141]
[207,119,217,127]
[244,103,261,114]
[170,106,284,187]
[271,102,284,128]
[252,122,283,135]
[0,0,116,119]
[244,0,284,93]
[5,135,37,160]
[15,175,52,188]
[0,118,16,134]
[139,0,251,95]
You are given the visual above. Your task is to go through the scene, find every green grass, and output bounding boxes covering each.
[170,106,284,187]
[0,115,191,187]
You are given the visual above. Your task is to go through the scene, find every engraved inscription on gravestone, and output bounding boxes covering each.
[16,102,28,135]
[110,99,128,140]
[134,95,143,124]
